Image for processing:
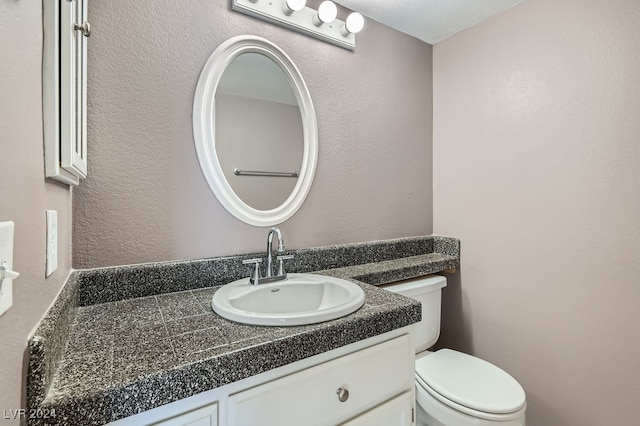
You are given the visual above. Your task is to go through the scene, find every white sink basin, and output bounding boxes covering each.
[211,273,365,326]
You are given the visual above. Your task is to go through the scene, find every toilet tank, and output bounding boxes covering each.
[384,275,447,353]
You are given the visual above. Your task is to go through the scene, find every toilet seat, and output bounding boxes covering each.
[415,349,526,419]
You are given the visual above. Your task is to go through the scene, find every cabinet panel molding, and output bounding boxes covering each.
[43,0,88,185]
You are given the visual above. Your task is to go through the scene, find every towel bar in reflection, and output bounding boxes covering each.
[233,168,299,178]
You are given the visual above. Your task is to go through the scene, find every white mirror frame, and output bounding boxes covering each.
[193,36,318,227]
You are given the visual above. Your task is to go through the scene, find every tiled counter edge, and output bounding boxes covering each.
[27,273,80,421]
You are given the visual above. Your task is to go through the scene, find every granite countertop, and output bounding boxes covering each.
[27,235,460,425]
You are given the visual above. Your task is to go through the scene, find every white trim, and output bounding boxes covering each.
[43,0,80,185]
[61,0,88,178]
[193,36,318,227]
[43,0,85,186]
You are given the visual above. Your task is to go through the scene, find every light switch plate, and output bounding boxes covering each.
[0,221,16,316]
[46,210,58,277]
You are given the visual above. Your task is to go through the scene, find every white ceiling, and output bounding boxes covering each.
[336,0,524,44]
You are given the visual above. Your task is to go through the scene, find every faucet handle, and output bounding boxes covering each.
[276,254,294,276]
[242,258,263,285]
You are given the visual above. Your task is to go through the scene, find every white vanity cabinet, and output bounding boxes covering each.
[342,392,414,426]
[151,403,218,426]
[111,329,415,426]
[228,334,413,425]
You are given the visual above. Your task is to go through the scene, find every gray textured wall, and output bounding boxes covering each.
[433,0,640,424]
[74,0,433,268]
[0,1,73,421]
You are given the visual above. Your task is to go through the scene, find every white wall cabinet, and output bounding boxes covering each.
[110,328,415,426]
[43,0,89,185]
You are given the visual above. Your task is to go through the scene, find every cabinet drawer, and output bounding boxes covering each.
[228,334,413,426]
[341,391,413,426]
[151,402,217,426]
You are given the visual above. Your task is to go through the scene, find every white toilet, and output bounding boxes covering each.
[385,275,526,426]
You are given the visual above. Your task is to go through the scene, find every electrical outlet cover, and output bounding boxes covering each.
[46,210,58,277]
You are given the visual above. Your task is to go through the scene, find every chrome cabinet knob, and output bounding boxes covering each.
[74,21,91,37]
[336,387,349,402]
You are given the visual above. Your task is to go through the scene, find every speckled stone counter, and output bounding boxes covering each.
[27,235,459,425]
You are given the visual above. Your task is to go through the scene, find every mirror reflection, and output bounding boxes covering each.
[215,53,304,210]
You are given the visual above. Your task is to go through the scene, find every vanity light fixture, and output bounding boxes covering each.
[341,12,364,36]
[231,0,364,51]
[312,1,338,26]
[282,0,305,16]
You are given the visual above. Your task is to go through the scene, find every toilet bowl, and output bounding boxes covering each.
[384,276,526,426]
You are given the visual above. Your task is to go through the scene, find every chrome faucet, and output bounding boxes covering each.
[265,227,285,277]
[242,227,294,285]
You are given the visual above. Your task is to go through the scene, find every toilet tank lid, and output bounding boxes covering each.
[416,349,526,414]
[382,275,446,295]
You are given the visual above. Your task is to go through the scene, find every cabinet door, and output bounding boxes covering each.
[43,0,88,185]
[341,392,414,426]
[228,335,414,426]
[60,0,88,178]
[150,402,218,426]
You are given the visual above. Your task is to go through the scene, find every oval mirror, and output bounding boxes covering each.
[193,36,317,226]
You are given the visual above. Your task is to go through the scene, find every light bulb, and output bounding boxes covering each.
[313,1,337,26]
[341,12,364,36]
[282,0,306,16]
